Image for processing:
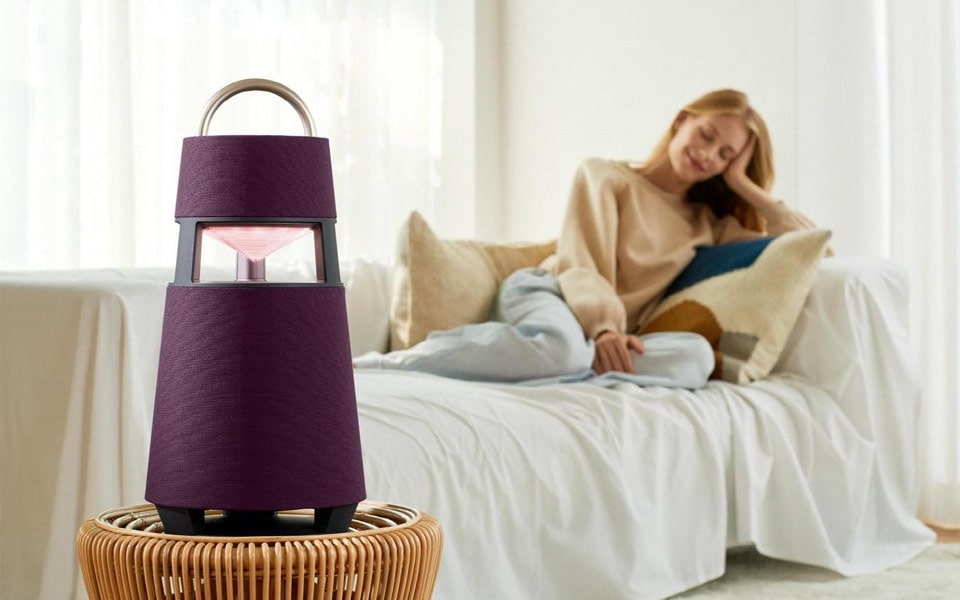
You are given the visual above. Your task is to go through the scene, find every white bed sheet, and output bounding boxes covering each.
[356,373,928,600]
[356,257,935,599]
[0,269,170,600]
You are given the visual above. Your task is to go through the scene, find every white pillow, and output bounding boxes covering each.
[343,257,395,355]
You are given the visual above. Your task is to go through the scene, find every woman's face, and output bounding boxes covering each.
[667,112,750,184]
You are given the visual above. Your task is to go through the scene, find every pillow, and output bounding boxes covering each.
[640,229,832,384]
[389,211,557,351]
[343,258,394,356]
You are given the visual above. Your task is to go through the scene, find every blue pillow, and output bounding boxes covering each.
[664,237,775,296]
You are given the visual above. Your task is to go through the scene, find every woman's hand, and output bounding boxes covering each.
[593,331,645,374]
[722,133,757,195]
[722,133,777,211]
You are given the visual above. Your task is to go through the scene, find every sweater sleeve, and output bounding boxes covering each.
[714,200,821,244]
[554,159,627,339]
[760,201,819,236]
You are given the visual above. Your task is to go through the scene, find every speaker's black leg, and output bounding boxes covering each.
[313,503,357,534]
[156,505,206,535]
[221,510,277,533]
[157,505,359,535]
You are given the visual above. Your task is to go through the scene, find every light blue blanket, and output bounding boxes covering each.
[353,268,713,389]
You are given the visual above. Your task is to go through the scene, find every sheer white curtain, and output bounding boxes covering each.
[890,0,960,530]
[798,0,959,528]
[0,0,441,270]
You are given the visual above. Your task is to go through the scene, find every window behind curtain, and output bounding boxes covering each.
[0,0,442,269]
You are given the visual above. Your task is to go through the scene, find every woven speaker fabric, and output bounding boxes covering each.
[175,135,337,218]
[146,285,365,510]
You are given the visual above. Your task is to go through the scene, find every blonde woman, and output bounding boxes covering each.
[357,89,819,387]
[556,89,818,375]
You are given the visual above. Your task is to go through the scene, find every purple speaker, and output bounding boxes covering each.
[145,79,365,536]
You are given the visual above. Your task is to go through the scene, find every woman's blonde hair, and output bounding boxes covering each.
[646,89,774,232]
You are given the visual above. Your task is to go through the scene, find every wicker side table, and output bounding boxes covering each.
[77,502,442,600]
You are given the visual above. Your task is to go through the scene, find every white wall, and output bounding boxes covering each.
[423,1,905,258]
[436,0,478,239]
[493,0,800,243]
[435,0,504,240]
[795,0,891,257]
[470,0,896,259]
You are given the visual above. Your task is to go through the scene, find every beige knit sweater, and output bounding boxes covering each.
[549,158,818,339]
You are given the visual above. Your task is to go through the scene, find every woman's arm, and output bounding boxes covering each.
[555,160,650,374]
[719,135,823,241]
[554,159,628,341]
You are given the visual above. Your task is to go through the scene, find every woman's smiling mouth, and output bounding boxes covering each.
[687,150,705,172]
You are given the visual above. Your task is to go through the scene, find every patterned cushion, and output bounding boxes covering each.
[640,229,832,383]
[389,211,556,351]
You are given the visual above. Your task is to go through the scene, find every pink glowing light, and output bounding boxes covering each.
[203,225,313,261]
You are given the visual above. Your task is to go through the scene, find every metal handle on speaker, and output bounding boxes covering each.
[197,78,316,137]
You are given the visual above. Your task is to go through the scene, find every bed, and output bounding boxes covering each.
[0,255,935,599]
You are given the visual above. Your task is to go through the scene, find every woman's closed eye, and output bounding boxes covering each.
[702,130,730,160]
